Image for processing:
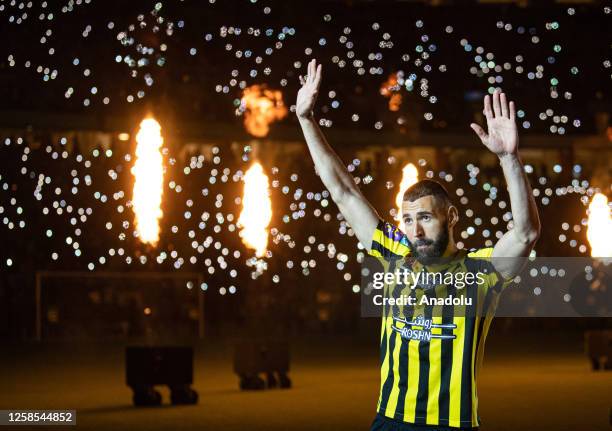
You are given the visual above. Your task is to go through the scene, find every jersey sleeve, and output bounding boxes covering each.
[368,218,411,261]
[467,247,515,293]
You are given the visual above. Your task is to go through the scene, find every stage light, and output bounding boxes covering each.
[126,347,198,407]
[585,330,612,370]
[238,85,287,137]
[380,72,403,112]
[234,339,291,391]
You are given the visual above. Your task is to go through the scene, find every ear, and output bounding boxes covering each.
[447,205,459,229]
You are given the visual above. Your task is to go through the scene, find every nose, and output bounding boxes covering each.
[410,221,424,240]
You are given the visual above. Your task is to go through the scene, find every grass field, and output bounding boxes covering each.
[1,326,610,430]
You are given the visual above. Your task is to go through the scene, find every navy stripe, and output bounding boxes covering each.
[437,284,456,426]
[414,288,435,423]
[393,335,409,421]
[378,219,406,242]
[393,283,416,421]
[380,322,388,364]
[371,239,406,261]
[379,328,398,413]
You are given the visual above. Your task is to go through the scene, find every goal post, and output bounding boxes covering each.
[34,271,205,342]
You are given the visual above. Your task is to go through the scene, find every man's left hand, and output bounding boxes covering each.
[470,88,518,158]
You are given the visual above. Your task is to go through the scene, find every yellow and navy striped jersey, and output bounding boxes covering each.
[369,219,513,429]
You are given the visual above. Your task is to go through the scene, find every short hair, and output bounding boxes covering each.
[402,179,451,209]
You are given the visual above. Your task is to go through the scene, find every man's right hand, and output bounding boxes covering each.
[296,59,322,119]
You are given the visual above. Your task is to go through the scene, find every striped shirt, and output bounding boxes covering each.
[369,219,513,429]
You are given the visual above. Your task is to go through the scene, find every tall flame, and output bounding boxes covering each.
[238,162,272,257]
[239,85,288,137]
[586,193,612,257]
[395,163,419,223]
[380,73,402,112]
[131,118,164,246]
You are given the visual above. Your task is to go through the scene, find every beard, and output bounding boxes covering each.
[407,224,449,264]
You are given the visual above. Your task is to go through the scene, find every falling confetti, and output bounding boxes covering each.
[0,1,609,298]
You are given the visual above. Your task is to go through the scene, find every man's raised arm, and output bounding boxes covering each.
[296,59,379,252]
[471,89,541,279]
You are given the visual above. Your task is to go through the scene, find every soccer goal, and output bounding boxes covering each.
[34,271,205,342]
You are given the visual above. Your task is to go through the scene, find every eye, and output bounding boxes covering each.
[421,215,431,222]
[404,219,412,225]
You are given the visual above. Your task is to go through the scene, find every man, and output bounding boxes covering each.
[296,59,541,430]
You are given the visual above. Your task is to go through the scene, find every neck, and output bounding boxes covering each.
[441,242,458,258]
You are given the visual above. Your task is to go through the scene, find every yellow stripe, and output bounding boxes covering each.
[393,242,411,256]
[403,339,420,422]
[380,269,392,343]
[369,248,383,258]
[372,227,411,257]
[467,247,493,259]
[426,316,442,424]
[448,316,464,428]
[378,316,392,411]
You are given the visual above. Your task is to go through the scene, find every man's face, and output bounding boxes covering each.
[401,195,450,258]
